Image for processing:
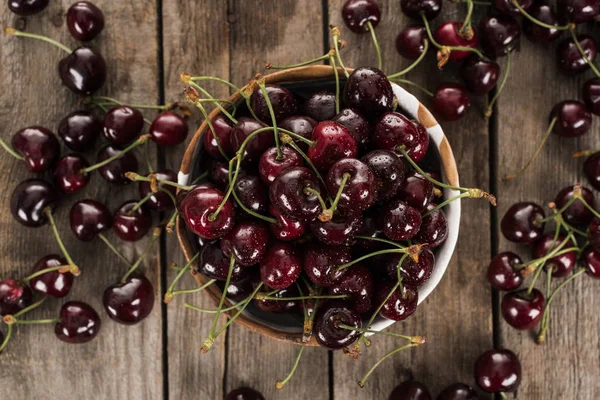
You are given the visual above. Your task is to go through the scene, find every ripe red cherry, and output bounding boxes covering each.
[332,108,371,151]
[583,78,600,116]
[269,166,323,221]
[235,175,269,214]
[223,280,254,302]
[59,47,107,95]
[479,15,521,58]
[396,26,427,60]
[11,126,60,173]
[221,221,270,266]
[268,204,306,241]
[327,158,376,214]
[308,121,357,171]
[396,171,435,211]
[376,282,418,321]
[255,285,299,313]
[343,67,394,116]
[437,383,479,400]
[58,110,102,151]
[400,0,442,20]
[362,150,406,200]
[67,1,105,41]
[554,185,595,225]
[138,169,178,211]
[588,217,600,251]
[112,201,152,242]
[250,84,298,123]
[522,3,563,43]
[493,0,533,15]
[584,153,600,190]
[208,159,237,190]
[434,22,478,62]
[341,0,381,33]
[314,301,361,349]
[501,288,545,330]
[373,112,429,162]
[389,380,432,400]
[259,146,303,185]
[103,273,155,325]
[8,0,49,15]
[204,115,234,159]
[532,233,576,278]
[432,83,470,121]
[103,106,144,145]
[55,301,101,344]
[278,115,316,152]
[389,248,435,287]
[583,247,600,278]
[150,111,188,146]
[53,154,90,194]
[304,244,350,287]
[329,265,373,313]
[96,145,139,185]
[380,199,422,241]
[551,100,592,137]
[304,91,336,121]
[415,203,448,248]
[198,243,249,282]
[30,254,73,298]
[557,0,600,23]
[557,35,597,74]
[225,387,265,400]
[474,349,521,393]
[310,213,363,245]
[10,179,57,227]
[487,252,523,291]
[179,187,235,239]
[69,199,112,241]
[460,57,500,95]
[260,242,302,289]
[230,117,271,166]
[500,202,545,244]
[0,279,33,316]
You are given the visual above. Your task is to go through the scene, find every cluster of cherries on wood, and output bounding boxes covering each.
[0,1,190,350]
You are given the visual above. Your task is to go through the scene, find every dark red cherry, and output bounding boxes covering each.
[308,121,357,171]
[396,26,427,60]
[225,387,265,400]
[103,273,155,325]
[557,35,598,74]
[230,117,272,166]
[311,213,363,245]
[234,175,269,214]
[11,126,60,173]
[314,301,361,349]
[460,57,500,95]
[327,158,376,214]
[332,108,371,151]
[250,84,298,123]
[103,106,144,145]
[523,3,563,43]
[381,199,422,241]
[258,146,303,185]
[208,159,234,190]
[69,199,112,241]
[58,47,107,95]
[479,15,520,58]
[584,153,600,190]
[269,166,323,221]
[58,110,102,151]
[376,282,418,321]
[434,22,478,62]
[583,247,600,278]
[342,0,381,33]
[474,349,521,393]
[150,111,188,146]
[268,204,306,241]
[551,100,592,137]
[304,91,336,121]
[180,187,235,239]
[0,279,32,316]
[396,171,435,211]
[221,221,270,266]
[255,284,299,313]
[343,67,394,116]
[67,1,105,41]
[487,252,523,291]
[55,301,101,344]
[96,145,139,185]
[138,169,177,212]
[555,185,595,225]
[304,245,351,287]
[112,201,152,242]
[501,288,545,330]
[437,383,479,400]
[493,0,533,15]
[197,243,248,282]
[10,179,57,227]
[432,83,470,121]
[278,115,317,152]
[8,0,48,15]
[29,254,73,298]
[557,0,600,23]
[223,279,255,302]
[204,115,234,159]
[389,380,432,400]
[400,0,442,20]
[532,233,576,277]
[373,112,429,162]
[415,203,448,248]
[355,211,384,251]
[362,150,406,201]
[386,248,435,287]
[583,78,600,116]
[589,217,600,251]
[260,242,302,289]
[500,202,545,244]
[53,154,90,194]
[329,265,373,313]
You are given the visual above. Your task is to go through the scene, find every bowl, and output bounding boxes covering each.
[176,65,461,345]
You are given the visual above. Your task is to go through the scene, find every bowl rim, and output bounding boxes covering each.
[176,65,461,346]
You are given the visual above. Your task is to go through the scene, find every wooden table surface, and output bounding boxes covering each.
[1,1,598,399]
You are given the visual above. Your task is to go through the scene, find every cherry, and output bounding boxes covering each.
[103,273,155,325]
[259,242,302,289]
[487,252,524,291]
[493,0,533,15]
[53,154,91,194]
[96,145,139,185]
[583,78,600,116]
[55,301,101,344]
[103,106,144,145]
[197,243,249,282]
[584,152,600,191]
[375,282,418,321]
[29,254,73,298]
[208,159,235,190]
[268,204,307,241]
[400,0,442,20]
[10,178,57,227]
[588,217,600,251]
[551,100,592,137]
[112,201,152,242]
[500,202,545,244]
[362,150,406,201]
[433,22,478,62]
[308,121,357,171]
[396,171,435,211]
[150,111,188,146]
[332,108,371,151]
[342,0,381,33]
[304,91,336,121]
[389,248,435,287]
[355,210,384,251]
[389,380,432,400]
[278,115,316,152]
[69,199,112,241]
[329,265,373,313]
[583,247,600,278]
[313,301,361,349]
[522,3,563,43]
[269,166,323,221]
[180,187,236,239]
[343,67,394,116]
[8,0,48,15]
[557,0,600,23]
[474,349,521,393]
[310,213,363,245]
[0,279,32,316]
[327,158,376,213]
[223,279,255,302]
[460,57,500,95]
[230,117,272,166]
[58,110,102,151]
[436,383,479,400]
[67,1,105,42]
[555,185,595,225]
[234,175,269,214]
[373,112,430,162]
[532,233,576,277]
[557,35,597,74]
[11,126,60,173]
[479,15,520,58]
[304,244,350,287]
[59,47,107,95]
[225,387,265,400]
[221,220,270,266]
[432,83,470,121]
[255,285,299,313]
[204,115,234,159]
[250,84,298,123]
[415,203,448,248]
[396,26,428,60]
[501,288,545,330]
[138,169,178,211]
[259,146,303,185]
[380,199,422,241]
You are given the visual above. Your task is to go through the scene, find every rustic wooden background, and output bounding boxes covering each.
[0,0,597,399]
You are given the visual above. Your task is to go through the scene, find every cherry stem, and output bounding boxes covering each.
[4,27,72,54]
[81,135,151,174]
[576,192,600,221]
[319,173,350,221]
[89,96,172,111]
[278,129,315,147]
[186,81,238,124]
[504,117,558,181]
[388,40,430,79]
[98,233,132,266]
[210,282,265,341]
[23,265,77,283]
[254,294,349,301]
[537,196,578,223]
[358,342,422,388]
[185,298,250,314]
[329,54,341,114]
[125,172,195,191]
[44,208,77,267]
[129,192,153,214]
[331,27,350,78]
[266,53,330,70]
[337,248,409,272]
[498,392,508,399]
[164,252,200,303]
[166,210,179,234]
[389,78,434,97]
[485,52,511,119]
[354,235,405,248]
[0,324,13,353]
[460,0,474,35]
[258,78,283,160]
[172,279,216,297]
[14,318,60,325]
[203,255,236,353]
[573,149,600,158]
[512,0,570,31]
[424,192,471,216]
[276,346,306,389]
[366,21,382,70]
[304,187,329,215]
[0,138,24,160]
[337,323,420,342]
[121,228,161,283]
[283,139,328,194]
[14,297,47,319]
[420,14,485,59]
[570,27,600,76]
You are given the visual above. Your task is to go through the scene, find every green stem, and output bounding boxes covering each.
[276,346,306,389]
[184,298,248,314]
[121,229,160,283]
[82,135,150,174]
[332,32,350,78]
[98,233,132,266]
[570,28,600,79]
[0,138,24,160]
[144,141,154,173]
[4,28,72,54]
[388,40,430,79]
[15,318,60,325]
[396,147,461,191]
[129,193,153,214]
[329,54,341,114]
[194,99,230,161]
[258,80,282,159]
[172,279,216,296]
[211,282,265,338]
[304,187,329,213]
[420,14,484,59]
[207,255,235,340]
[126,172,195,191]
[389,78,434,97]
[320,172,350,220]
[44,209,76,267]
[285,141,328,192]
[166,253,200,295]
[460,0,474,34]
[358,343,419,388]
[267,53,330,69]
[366,21,382,70]
[337,248,407,271]
[0,324,13,353]
[188,81,238,124]
[23,265,71,282]
[512,0,570,31]
[504,118,557,180]
[227,158,277,224]
[423,192,470,216]
[354,235,405,248]
[13,297,47,318]
[577,196,600,221]
[337,324,416,342]
[257,294,349,301]
[485,52,511,118]
[90,96,169,110]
